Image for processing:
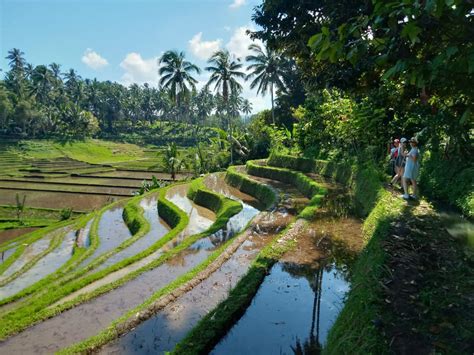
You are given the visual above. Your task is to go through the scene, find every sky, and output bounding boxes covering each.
[0,0,270,112]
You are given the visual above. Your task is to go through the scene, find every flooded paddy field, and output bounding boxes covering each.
[0,161,369,355]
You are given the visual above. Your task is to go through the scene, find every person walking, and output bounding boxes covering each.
[401,137,420,200]
[390,138,407,187]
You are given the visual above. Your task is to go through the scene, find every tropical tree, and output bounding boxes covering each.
[246,44,286,124]
[205,50,246,163]
[6,48,26,71]
[160,142,184,180]
[158,50,200,108]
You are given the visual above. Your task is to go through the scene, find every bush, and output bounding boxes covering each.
[419,150,473,217]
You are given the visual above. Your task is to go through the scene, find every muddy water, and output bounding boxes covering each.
[211,176,363,354]
[0,227,39,245]
[76,220,93,248]
[100,177,298,354]
[0,187,229,354]
[0,233,55,281]
[212,261,349,354]
[166,184,215,235]
[0,230,76,300]
[51,186,215,306]
[93,194,170,272]
[77,205,132,269]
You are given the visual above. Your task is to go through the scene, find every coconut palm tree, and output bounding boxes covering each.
[205,50,245,103]
[246,44,287,125]
[6,48,26,71]
[158,50,200,107]
[205,50,245,164]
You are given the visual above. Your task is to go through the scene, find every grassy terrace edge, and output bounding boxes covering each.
[59,177,244,353]
[172,163,328,354]
[0,189,179,339]
[264,153,405,353]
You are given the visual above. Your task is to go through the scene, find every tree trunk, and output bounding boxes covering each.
[271,83,275,125]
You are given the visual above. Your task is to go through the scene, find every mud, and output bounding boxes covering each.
[0,227,39,245]
[77,204,132,269]
[0,230,76,299]
[75,220,93,248]
[0,213,226,353]
[0,180,135,196]
[0,190,120,211]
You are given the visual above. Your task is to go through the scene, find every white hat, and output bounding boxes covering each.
[400,137,407,143]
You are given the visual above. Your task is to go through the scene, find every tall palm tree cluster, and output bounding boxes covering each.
[0,44,289,140]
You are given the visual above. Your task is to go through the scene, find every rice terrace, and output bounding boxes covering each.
[0,0,473,354]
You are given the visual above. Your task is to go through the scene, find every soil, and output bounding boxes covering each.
[377,198,474,354]
[0,227,39,245]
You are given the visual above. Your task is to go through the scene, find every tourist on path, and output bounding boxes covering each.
[401,137,420,200]
[390,138,407,187]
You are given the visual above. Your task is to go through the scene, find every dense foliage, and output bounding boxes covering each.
[251,0,473,214]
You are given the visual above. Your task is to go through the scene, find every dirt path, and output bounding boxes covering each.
[377,195,474,354]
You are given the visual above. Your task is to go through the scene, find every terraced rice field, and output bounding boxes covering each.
[0,149,190,212]
[0,160,365,354]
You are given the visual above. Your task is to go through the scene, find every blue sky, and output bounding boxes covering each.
[1,0,270,112]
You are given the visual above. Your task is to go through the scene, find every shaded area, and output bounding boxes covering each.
[377,202,474,354]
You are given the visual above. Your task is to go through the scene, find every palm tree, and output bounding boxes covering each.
[246,44,286,125]
[205,50,245,164]
[205,50,245,103]
[158,50,200,107]
[241,99,252,118]
[161,142,183,180]
[30,65,54,104]
[6,48,26,71]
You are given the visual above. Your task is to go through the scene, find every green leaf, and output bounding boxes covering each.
[401,22,422,45]
[308,33,323,48]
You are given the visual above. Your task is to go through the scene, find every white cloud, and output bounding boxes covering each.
[81,49,108,70]
[229,0,246,9]
[226,26,263,59]
[119,52,159,86]
[188,32,222,60]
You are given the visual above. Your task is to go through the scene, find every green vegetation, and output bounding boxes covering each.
[225,165,276,209]
[59,179,243,353]
[246,160,327,219]
[324,190,403,354]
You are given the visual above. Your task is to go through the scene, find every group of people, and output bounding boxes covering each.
[389,137,421,200]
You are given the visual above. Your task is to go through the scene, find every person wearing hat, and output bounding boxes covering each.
[401,137,420,200]
[390,138,407,187]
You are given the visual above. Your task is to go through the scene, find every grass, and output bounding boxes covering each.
[0,231,65,287]
[172,165,329,354]
[58,178,243,353]
[323,190,403,354]
[0,214,96,306]
[267,153,383,217]
[246,160,327,219]
[0,186,190,339]
[225,165,277,210]
[0,219,54,230]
